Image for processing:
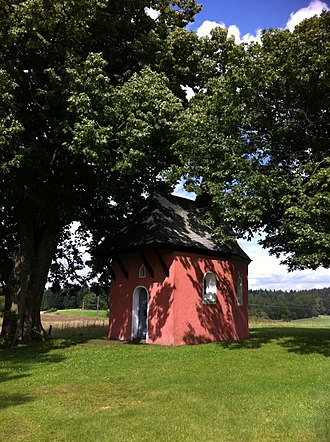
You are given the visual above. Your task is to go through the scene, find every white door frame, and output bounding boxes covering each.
[132,286,149,340]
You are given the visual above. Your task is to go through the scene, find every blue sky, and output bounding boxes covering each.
[173,0,330,291]
[191,0,321,36]
[189,0,329,41]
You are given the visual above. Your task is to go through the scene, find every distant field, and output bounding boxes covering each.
[250,315,330,328]
[42,309,108,319]
[292,315,330,326]
[40,309,109,338]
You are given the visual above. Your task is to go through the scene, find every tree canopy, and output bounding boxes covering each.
[178,11,330,270]
[0,2,328,346]
[249,287,330,321]
[0,0,202,345]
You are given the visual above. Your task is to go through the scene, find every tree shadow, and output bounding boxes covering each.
[148,281,174,342]
[179,255,247,343]
[0,392,35,410]
[0,341,70,410]
[108,249,175,344]
[0,370,34,409]
[220,326,330,358]
[0,370,31,383]
[0,323,112,410]
[108,279,131,341]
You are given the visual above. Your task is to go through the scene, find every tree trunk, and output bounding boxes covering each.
[1,213,61,346]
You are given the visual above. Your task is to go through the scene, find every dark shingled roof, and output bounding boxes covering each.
[101,193,251,262]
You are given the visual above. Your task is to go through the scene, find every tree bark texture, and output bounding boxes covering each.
[1,212,61,345]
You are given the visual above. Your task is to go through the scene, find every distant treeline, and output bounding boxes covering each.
[1,286,329,319]
[249,287,330,320]
[41,285,109,311]
[0,285,109,315]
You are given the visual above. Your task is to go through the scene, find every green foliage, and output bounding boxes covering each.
[0,0,201,256]
[249,287,330,320]
[0,0,203,343]
[179,12,330,270]
[41,285,109,311]
[83,292,104,310]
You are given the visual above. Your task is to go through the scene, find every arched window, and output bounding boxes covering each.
[237,276,243,306]
[138,264,146,278]
[203,272,217,304]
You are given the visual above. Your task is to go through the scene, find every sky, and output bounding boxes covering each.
[173,0,330,291]
[190,0,329,41]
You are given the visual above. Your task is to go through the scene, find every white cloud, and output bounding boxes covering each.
[196,19,261,44]
[196,1,329,44]
[286,0,329,31]
[227,24,242,44]
[196,20,223,37]
[241,29,263,44]
[145,7,160,20]
[239,236,330,290]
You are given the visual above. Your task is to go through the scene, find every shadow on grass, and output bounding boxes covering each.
[220,326,330,357]
[0,324,108,373]
[0,343,65,410]
[0,324,109,411]
[0,392,35,410]
[1,325,108,358]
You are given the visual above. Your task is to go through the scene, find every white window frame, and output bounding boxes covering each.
[202,272,217,305]
[237,276,243,306]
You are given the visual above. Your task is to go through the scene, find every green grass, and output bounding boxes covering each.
[43,309,108,319]
[292,315,330,326]
[0,324,329,442]
[250,315,330,328]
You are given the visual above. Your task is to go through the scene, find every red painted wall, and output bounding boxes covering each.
[109,249,249,345]
[109,249,177,345]
[171,252,249,345]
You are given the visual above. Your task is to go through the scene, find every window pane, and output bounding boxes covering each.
[237,277,243,306]
[203,272,217,304]
[139,265,146,278]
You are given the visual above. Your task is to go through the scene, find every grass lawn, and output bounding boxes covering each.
[0,323,329,442]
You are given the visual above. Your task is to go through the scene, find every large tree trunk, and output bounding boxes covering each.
[1,213,61,345]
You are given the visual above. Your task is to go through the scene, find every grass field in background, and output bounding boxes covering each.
[42,309,108,319]
[47,311,330,326]
[250,315,330,327]
[291,315,330,326]
[0,321,329,442]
